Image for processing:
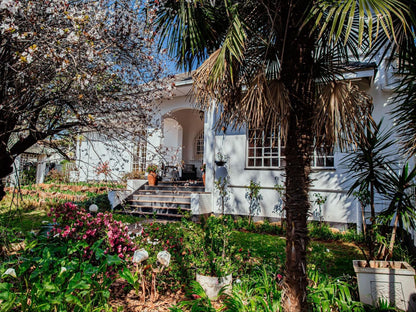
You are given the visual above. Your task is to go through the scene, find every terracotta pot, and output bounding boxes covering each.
[202,173,206,186]
[147,172,157,186]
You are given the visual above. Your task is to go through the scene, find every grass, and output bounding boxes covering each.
[231,230,363,278]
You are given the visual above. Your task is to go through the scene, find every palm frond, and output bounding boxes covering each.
[308,0,411,47]
[390,43,416,155]
[314,81,373,149]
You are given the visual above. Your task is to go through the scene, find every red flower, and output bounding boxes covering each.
[238,248,242,252]
[191,294,201,299]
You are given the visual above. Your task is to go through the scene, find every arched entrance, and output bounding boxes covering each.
[162,109,204,179]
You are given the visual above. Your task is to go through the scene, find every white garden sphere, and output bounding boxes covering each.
[89,204,98,213]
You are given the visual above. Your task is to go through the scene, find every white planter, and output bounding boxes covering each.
[353,260,416,311]
[196,273,232,299]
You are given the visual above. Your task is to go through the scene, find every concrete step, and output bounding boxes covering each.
[131,194,191,202]
[129,200,191,209]
[118,210,187,220]
[143,185,205,192]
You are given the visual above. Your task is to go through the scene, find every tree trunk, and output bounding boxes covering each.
[282,109,313,311]
[0,149,14,201]
[387,212,400,260]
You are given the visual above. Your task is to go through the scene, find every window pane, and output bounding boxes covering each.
[326,157,334,167]
[255,159,262,167]
[264,158,270,166]
[248,159,254,167]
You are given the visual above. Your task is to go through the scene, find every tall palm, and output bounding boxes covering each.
[153,1,411,311]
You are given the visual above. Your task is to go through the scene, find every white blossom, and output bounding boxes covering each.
[2,268,17,278]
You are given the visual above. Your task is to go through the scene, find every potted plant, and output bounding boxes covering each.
[344,122,416,309]
[215,152,227,167]
[146,164,158,186]
[200,163,206,186]
[189,216,235,299]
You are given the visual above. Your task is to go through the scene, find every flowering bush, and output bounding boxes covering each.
[146,164,158,173]
[49,202,136,262]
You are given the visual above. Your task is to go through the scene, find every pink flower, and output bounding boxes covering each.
[277,274,283,279]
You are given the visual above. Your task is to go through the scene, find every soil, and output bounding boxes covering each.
[109,279,186,311]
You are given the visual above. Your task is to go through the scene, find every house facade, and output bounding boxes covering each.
[75,55,405,229]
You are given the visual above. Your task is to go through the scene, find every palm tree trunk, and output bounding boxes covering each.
[282,111,314,312]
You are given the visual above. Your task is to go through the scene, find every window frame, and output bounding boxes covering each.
[246,129,335,169]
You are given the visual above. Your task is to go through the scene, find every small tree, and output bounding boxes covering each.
[0,0,170,200]
[377,163,416,260]
[342,120,395,259]
[245,180,263,226]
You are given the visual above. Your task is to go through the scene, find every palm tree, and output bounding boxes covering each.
[152,1,411,311]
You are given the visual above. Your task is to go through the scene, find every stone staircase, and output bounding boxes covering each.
[122,181,206,220]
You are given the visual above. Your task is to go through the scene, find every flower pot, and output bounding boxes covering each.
[202,173,206,186]
[353,260,416,311]
[196,273,232,299]
[215,160,226,167]
[147,172,157,186]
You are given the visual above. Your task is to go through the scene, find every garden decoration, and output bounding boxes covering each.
[88,204,98,213]
[132,249,149,303]
[150,251,172,302]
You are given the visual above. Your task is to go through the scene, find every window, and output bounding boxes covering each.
[246,129,334,169]
[312,146,334,168]
[194,130,204,161]
[247,129,285,168]
[132,131,147,172]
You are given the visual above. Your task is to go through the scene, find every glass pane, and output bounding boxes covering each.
[316,157,325,167]
[248,159,254,167]
[256,149,262,157]
[280,158,286,167]
[248,148,254,157]
[272,158,278,167]
[326,157,334,167]
[264,158,270,166]
[256,159,262,167]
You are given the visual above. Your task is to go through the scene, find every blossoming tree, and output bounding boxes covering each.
[0,0,171,200]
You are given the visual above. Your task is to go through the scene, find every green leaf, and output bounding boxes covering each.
[106,254,123,266]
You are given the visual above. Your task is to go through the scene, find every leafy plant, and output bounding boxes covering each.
[0,236,122,311]
[245,180,263,226]
[214,176,229,215]
[377,163,416,260]
[146,164,158,173]
[342,120,395,260]
[312,192,327,225]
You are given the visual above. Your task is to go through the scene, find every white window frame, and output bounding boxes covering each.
[132,131,147,172]
[194,129,204,161]
[246,129,334,169]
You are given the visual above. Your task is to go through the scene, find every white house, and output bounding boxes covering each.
[75,54,406,229]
